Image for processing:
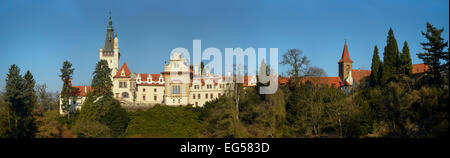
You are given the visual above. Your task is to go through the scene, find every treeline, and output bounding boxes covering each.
[356,23,449,137]
[0,22,448,138]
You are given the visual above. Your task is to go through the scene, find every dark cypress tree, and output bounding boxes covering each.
[381,28,401,85]
[370,45,381,86]
[92,60,113,97]
[59,60,74,119]
[400,41,413,77]
[417,22,449,85]
[200,61,205,76]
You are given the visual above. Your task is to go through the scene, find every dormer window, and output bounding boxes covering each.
[121,70,125,77]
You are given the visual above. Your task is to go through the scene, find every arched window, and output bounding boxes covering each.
[122,92,129,98]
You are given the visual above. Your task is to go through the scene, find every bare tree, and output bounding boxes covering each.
[305,66,327,77]
[280,49,311,78]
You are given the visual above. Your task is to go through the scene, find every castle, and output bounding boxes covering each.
[59,17,429,114]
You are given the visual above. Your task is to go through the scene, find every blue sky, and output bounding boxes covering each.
[0,0,448,92]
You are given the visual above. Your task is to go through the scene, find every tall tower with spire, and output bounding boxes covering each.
[99,16,120,78]
[338,41,353,85]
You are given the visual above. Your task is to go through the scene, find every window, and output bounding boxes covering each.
[193,94,196,99]
[143,88,146,92]
[143,95,146,101]
[154,88,157,92]
[115,93,119,98]
[154,96,157,101]
[211,93,213,98]
[121,70,125,76]
[198,94,201,99]
[173,99,175,103]
[119,82,127,88]
[122,92,129,98]
[206,93,208,99]
[172,85,180,94]
[178,99,180,103]
[195,102,198,106]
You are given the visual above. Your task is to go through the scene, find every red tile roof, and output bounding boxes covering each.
[300,77,342,88]
[338,41,353,63]
[412,63,430,74]
[72,86,92,97]
[150,74,161,82]
[136,73,164,86]
[278,77,289,85]
[352,69,371,85]
[243,76,257,87]
[114,62,131,78]
[277,77,342,88]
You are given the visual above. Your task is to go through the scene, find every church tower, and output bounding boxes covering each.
[99,16,120,78]
[338,41,353,85]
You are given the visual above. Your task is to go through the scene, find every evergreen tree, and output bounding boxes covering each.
[370,45,381,86]
[200,61,205,76]
[92,60,113,97]
[257,59,270,100]
[381,28,401,85]
[23,71,37,110]
[78,60,128,137]
[417,22,449,85]
[22,70,37,136]
[59,60,74,119]
[4,65,35,138]
[400,41,413,77]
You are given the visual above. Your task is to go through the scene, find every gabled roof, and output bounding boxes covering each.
[114,62,131,78]
[338,41,353,63]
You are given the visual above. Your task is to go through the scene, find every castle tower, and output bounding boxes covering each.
[338,41,353,85]
[99,16,119,78]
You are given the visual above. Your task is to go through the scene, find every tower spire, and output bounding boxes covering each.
[104,14,115,52]
[338,41,353,63]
